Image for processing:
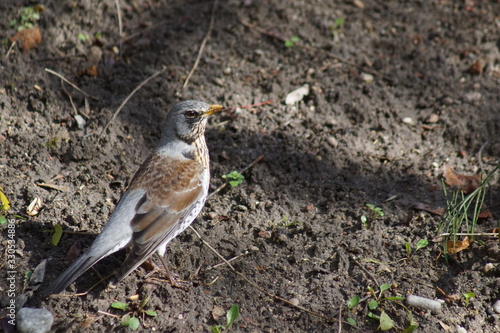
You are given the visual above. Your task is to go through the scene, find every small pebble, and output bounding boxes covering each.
[483,263,494,273]
[213,77,225,87]
[456,326,467,333]
[74,114,86,129]
[87,45,102,64]
[326,136,338,148]
[223,67,232,75]
[464,92,481,101]
[360,72,374,84]
[17,308,54,333]
[285,84,310,105]
[207,212,218,219]
[289,298,300,306]
[402,117,414,125]
[235,205,248,212]
[426,114,439,124]
[493,300,500,314]
[249,245,259,252]
[441,96,453,105]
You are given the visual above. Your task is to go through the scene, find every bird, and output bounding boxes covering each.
[45,100,224,295]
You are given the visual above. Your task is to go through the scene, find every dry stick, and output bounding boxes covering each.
[114,0,123,57]
[98,66,167,138]
[4,41,16,59]
[208,154,264,198]
[232,9,395,83]
[349,255,380,287]
[45,68,100,101]
[182,0,219,89]
[60,80,78,115]
[188,226,336,323]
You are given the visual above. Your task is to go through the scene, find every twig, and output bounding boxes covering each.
[439,232,498,237]
[97,310,121,318]
[208,154,264,198]
[182,0,219,89]
[206,251,249,271]
[45,68,100,101]
[349,255,380,287]
[98,66,167,138]
[60,79,78,115]
[114,0,123,58]
[5,41,16,59]
[188,225,336,323]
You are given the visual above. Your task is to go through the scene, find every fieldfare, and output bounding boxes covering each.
[45,100,224,295]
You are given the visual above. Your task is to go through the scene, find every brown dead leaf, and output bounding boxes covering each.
[478,208,492,219]
[11,28,42,51]
[469,59,484,75]
[79,316,98,329]
[79,65,99,77]
[64,239,85,261]
[212,305,225,320]
[414,202,444,216]
[446,237,470,254]
[443,167,480,193]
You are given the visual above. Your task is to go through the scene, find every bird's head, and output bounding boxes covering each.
[161,100,224,144]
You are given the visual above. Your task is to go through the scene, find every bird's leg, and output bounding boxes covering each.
[156,254,191,289]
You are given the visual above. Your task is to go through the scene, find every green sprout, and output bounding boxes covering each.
[110,295,157,331]
[463,292,475,307]
[405,239,429,259]
[329,17,345,36]
[9,6,44,31]
[211,305,240,333]
[361,203,385,226]
[284,36,300,48]
[222,171,245,187]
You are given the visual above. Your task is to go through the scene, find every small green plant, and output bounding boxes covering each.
[110,295,157,330]
[279,216,304,228]
[284,36,300,48]
[51,224,63,246]
[439,165,499,256]
[404,239,429,259]
[222,171,245,187]
[366,284,405,331]
[361,203,385,226]
[211,305,239,333]
[329,17,345,36]
[9,6,44,31]
[77,33,88,42]
[463,292,475,307]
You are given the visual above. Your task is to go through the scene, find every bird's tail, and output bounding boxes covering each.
[44,252,102,296]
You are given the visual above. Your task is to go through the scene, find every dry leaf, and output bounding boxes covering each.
[478,208,492,219]
[26,197,43,216]
[64,239,85,261]
[79,316,98,329]
[212,305,225,320]
[446,237,470,254]
[413,202,444,216]
[11,28,42,52]
[443,167,480,193]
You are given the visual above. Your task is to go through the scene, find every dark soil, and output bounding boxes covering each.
[1,0,500,332]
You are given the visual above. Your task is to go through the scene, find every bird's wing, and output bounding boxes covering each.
[114,152,206,281]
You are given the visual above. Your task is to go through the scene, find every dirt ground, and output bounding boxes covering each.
[1,0,500,332]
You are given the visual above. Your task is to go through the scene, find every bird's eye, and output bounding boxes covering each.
[184,110,198,119]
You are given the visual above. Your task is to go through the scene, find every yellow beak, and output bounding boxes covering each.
[203,104,225,116]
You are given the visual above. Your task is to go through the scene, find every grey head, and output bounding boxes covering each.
[160,100,224,145]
